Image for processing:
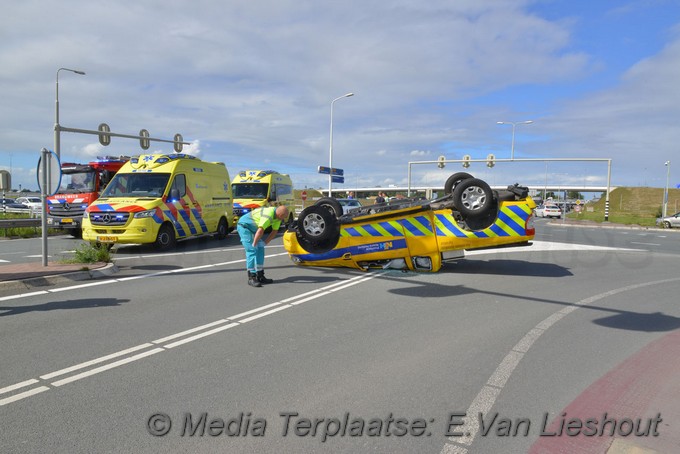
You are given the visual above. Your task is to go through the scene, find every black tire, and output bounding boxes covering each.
[154,223,176,250]
[216,217,229,240]
[663,221,671,229]
[452,178,494,218]
[297,205,339,244]
[296,233,340,254]
[315,197,343,218]
[444,172,474,195]
[69,228,83,239]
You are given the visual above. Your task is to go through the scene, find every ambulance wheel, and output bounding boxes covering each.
[315,197,343,218]
[298,205,339,243]
[216,217,229,240]
[452,178,493,218]
[154,223,176,250]
[444,172,473,195]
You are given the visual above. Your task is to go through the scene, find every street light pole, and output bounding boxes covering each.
[663,161,671,218]
[328,92,353,196]
[497,120,533,160]
[55,67,86,160]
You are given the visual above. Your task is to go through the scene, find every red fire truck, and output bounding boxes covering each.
[46,156,129,237]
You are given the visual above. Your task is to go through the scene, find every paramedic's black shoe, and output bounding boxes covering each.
[256,270,273,284]
[248,272,262,287]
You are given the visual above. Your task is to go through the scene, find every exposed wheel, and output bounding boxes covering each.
[216,217,229,240]
[69,228,83,239]
[444,172,474,195]
[315,197,343,218]
[452,178,494,218]
[154,223,176,250]
[663,221,671,229]
[297,205,339,244]
[296,233,340,254]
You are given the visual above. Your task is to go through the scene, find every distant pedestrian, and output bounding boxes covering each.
[375,192,385,204]
[237,205,289,287]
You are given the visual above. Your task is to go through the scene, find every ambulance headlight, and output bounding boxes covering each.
[134,209,156,219]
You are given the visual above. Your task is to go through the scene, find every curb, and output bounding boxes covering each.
[0,263,119,292]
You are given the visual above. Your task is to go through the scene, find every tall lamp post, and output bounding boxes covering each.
[328,92,354,196]
[55,67,86,160]
[663,161,671,218]
[497,120,533,160]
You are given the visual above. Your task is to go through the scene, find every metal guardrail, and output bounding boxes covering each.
[0,218,42,228]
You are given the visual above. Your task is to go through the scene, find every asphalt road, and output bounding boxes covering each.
[1,220,679,453]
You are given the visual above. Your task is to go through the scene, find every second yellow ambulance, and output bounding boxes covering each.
[231,170,295,225]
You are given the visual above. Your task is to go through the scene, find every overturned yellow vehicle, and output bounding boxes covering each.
[283,173,536,272]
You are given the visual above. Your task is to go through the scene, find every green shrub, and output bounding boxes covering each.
[68,242,113,263]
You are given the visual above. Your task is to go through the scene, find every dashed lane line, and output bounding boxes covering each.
[0,270,380,407]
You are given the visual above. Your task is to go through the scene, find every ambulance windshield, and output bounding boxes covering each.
[101,173,171,198]
[232,183,269,199]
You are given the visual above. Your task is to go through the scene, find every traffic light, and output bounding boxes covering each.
[462,154,471,168]
[98,123,111,146]
[486,153,495,168]
[139,129,150,150]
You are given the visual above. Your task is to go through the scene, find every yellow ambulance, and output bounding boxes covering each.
[231,170,295,225]
[82,153,234,249]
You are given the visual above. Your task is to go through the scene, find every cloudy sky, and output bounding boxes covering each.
[1,0,679,193]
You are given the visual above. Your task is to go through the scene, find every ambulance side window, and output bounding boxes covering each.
[169,174,186,201]
[269,184,277,202]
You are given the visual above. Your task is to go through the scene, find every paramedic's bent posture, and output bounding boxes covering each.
[237,206,289,287]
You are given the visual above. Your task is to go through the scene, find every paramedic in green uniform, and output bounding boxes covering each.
[237,205,290,287]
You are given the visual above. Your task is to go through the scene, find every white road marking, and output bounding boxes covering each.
[51,348,165,387]
[0,261,380,406]
[440,276,680,453]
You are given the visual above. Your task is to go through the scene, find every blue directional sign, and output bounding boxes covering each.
[318,166,344,176]
[331,176,344,184]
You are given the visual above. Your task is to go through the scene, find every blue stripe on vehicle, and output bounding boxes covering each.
[345,227,363,237]
[362,224,382,236]
[379,221,403,237]
[163,209,186,237]
[178,209,198,235]
[496,210,525,236]
[435,214,468,237]
[93,204,116,212]
[294,238,408,261]
[487,223,506,237]
[414,215,433,232]
[191,208,208,233]
[400,219,426,236]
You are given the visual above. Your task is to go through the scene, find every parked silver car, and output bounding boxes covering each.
[656,212,680,228]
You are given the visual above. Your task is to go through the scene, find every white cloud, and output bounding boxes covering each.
[1,0,679,191]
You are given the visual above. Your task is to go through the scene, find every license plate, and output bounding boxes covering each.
[61,218,74,224]
[97,236,118,243]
